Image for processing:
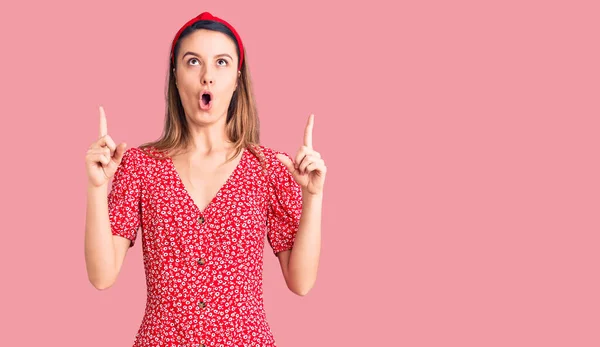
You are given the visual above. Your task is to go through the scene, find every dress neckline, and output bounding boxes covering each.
[167,147,247,216]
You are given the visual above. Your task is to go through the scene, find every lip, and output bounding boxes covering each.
[199,90,213,110]
[199,89,213,99]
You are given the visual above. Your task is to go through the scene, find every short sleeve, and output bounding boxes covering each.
[107,148,142,248]
[266,151,303,255]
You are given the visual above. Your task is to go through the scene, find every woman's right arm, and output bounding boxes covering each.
[84,106,131,290]
[85,183,131,289]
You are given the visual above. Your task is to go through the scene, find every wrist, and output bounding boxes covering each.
[302,189,323,200]
[87,181,109,193]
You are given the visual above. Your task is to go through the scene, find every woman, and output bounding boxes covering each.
[84,11,326,347]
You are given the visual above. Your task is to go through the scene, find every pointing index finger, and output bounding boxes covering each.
[99,106,107,138]
[304,113,314,148]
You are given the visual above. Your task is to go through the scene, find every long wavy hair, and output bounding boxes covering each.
[139,19,267,170]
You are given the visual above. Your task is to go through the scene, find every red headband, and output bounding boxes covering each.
[170,12,244,70]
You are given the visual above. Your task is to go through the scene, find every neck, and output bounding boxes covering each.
[186,113,233,155]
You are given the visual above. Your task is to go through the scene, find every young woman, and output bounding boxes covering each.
[84,11,326,347]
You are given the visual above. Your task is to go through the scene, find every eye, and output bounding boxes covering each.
[217,59,228,66]
[188,58,200,66]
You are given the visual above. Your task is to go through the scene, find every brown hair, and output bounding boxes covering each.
[139,19,268,172]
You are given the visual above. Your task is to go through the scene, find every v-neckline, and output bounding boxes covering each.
[167,148,247,216]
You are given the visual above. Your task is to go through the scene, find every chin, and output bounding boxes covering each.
[196,108,224,120]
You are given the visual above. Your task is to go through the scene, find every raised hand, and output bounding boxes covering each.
[85,106,128,187]
[276,114,327,196]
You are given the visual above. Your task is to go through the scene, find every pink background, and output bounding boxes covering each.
[1,0,599,346]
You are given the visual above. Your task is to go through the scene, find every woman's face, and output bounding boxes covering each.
[174,29,239,124]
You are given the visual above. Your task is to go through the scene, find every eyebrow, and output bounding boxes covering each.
[181,52,234,60]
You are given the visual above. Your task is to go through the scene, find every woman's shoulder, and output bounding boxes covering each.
[246,143,295,180]
[124,145,170,161]
[117,145,170,177]
[248,143,292,161]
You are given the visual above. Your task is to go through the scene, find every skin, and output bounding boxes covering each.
[275,114,327,296]
[84,107,130,290]
[173,29,240,149]
[85,29,327,296]
[171,29,327,296]
[169,29,245,219]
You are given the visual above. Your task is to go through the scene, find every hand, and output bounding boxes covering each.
[276,114,327,196]
[85,106,128,187]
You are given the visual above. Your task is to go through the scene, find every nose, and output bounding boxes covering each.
[201,67,214,85]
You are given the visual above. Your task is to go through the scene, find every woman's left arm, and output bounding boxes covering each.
[275,114,327,296]
[276,192,323,296]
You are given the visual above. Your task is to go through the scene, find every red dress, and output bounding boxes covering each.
[107,144,303,347]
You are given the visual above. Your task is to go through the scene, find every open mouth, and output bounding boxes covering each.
[199,91,212,110]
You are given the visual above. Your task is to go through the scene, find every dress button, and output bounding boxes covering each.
[198,216,205,224]
[198,301,206,309]
[197,258,206,265]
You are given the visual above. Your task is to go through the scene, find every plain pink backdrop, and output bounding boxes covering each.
[1,0,599,346]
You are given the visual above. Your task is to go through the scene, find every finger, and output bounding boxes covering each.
[99,106,107,138]
[299,155,317,174]
[89,148,111,162]
[89,139,103,149]
[304,113,314,149]
[295,148,321,170]
[113,143,127,164]
[90,137,106,150]
[98,148,111,164]
[102,134,117,156]
[87,148,109,155]
[92,134,116,152]
[90,153,110,166]
[294,146,310,169]
[306,159,326,174]
[276,153,296,174]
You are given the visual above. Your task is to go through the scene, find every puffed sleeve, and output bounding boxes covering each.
[266,151,304,255]
[107,147,142,248]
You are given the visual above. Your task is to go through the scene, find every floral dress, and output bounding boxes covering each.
[107,144,303,347]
